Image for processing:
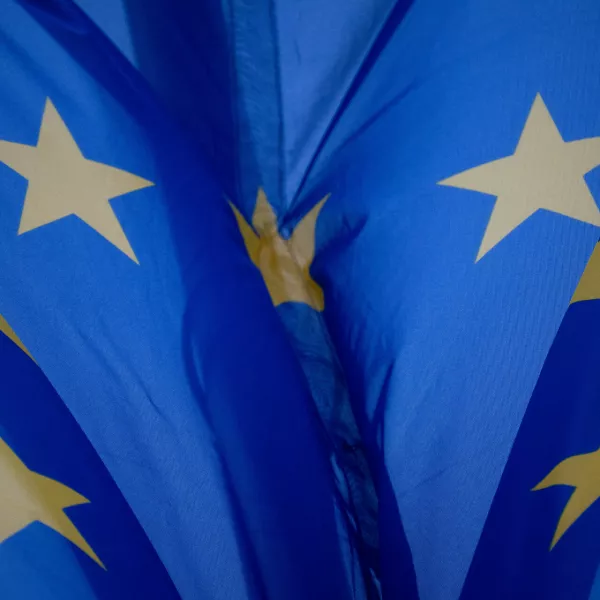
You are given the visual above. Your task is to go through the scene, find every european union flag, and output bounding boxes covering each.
[75,0,387,591]
[0,326,178,599]
[461,245,600,598]
[294,1,600,598]
[8,0,600,598]
[0,1,361,598]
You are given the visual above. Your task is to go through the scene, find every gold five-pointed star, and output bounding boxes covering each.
[0,98,153,263]
[439,94,600,261]
[0,436,103,567]
[532,446,600,549]
[230,188,328,310]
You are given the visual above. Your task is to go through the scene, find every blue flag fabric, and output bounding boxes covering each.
[73,0,388,590]
[72,2,410,596]
[0,2,360,598]
[76,0,404,211]
[0,329,179,599]
[301,1,600,598]
[461,248,600,598]
[73,0,600,597]
[7,0,600,599]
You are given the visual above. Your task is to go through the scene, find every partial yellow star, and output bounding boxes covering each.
[0,315,32,360]
[229,188,328,310]
[571,242,600,303]
[0,98,153,263]
[532,446,600,549]
[439,94,600,261]
[0,436,103,567]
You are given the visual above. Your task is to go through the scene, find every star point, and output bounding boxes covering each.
[0,314,32,360]
[532,446,600,549]
[230,189,328,310]
[439,93,600,260]
[0,98,153,263]
[571,242,600,303]
[0,436,103,568]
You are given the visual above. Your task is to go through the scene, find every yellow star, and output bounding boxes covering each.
[532,446,600,549]
[439,94,600,261]
[0,436,103,567]
[0,98,153,263]
[571,242,600,303]
[229,188,328,310]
